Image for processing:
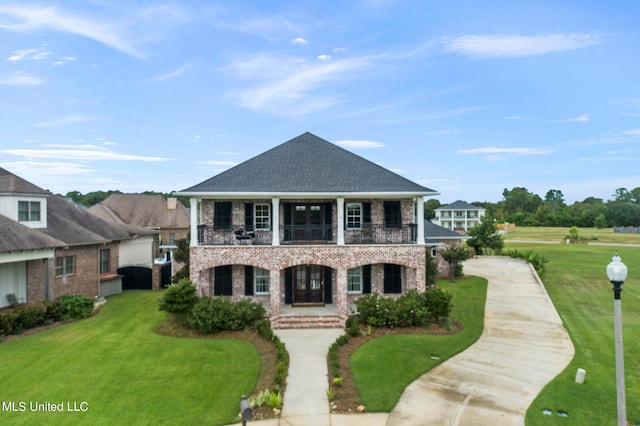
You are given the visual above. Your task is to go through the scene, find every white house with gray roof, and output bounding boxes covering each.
[432,200,486,232]
[176,132,440,327]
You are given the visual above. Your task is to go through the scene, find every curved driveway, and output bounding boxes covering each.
[387,256,574,426]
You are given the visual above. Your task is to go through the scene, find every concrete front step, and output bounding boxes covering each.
[272,315,344,329]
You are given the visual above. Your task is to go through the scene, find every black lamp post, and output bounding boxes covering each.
[606,252,627,426]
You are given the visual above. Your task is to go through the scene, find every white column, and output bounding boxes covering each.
[416,197,425,244]
[271,198,280,246]
[337,197,345,245]
[190,198,198,247]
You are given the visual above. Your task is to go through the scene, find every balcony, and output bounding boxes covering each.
[196,223,417,246]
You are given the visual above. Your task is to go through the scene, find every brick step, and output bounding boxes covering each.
[272,315,344,329]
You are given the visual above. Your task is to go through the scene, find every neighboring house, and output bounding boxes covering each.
[431,200,486,232]
[175,132,439,327]
[0,168,157,308]
[424,220,469,277]
[89,194,190,275]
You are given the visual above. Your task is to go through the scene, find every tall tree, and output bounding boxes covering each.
[466,215,504,255]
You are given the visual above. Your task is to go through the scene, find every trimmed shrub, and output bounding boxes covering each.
[0,312,17,336]
[345,316,360,337]
[187,297,266,333]
[14,304,47,330]
[44,299,67,322]
[58,294,94,319]
[158,279,197,317]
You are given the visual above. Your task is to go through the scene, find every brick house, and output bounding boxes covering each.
[0,168,157,308]
[176,133,440,327]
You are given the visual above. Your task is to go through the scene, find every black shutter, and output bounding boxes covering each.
[214,265,233,296]
[245,203,253,231]
[244,266,254,296]
[363,265,372,294]
[324,202,332,241]
[283,203,292,242]
[363,202,371,223]
[323,267,333,304]
[383,264,401,294]
[284,267,293,305]
[214,202,232,230]
[384,201,401,229]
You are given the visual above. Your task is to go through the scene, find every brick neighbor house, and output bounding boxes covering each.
[175,132,441,327]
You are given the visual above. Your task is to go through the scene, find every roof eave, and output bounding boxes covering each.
[174,190,440,199]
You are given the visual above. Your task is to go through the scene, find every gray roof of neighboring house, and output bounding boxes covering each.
[0,214,63,253]
[425,220,468,240]
[436,200,484,210]
[89,194,189,229]
[0,167,50,195]
[177,132,437,195]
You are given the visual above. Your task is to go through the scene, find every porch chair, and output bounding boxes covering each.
[6,293,24,307]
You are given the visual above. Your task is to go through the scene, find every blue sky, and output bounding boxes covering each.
[1,1,639,204]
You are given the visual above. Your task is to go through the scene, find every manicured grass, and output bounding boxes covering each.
[0,291,260,425]
[503,226,640,244]
[350,276,487,411]
[504,243,640,425]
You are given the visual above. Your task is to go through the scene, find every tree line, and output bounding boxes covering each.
[425,187,640,228]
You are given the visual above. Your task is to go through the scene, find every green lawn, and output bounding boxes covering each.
[503,226,640,244]
[0,291,260,425]
[505,243,640,425]
[350,276,488,411]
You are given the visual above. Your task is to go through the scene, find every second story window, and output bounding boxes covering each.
[18,201,41,222]
[214,202,232,230]
[346,203,362,229]
[255,204,270,230]
[384,201,402,229]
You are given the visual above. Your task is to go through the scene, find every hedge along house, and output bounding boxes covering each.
[176,133,439,328]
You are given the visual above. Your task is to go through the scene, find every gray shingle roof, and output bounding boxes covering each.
[89,194,189,229]
[0,167,50,195]
[178,132,437,195]
[425,220,467,239]
[0,214,63,253]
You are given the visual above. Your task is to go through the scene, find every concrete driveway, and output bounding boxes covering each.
[387,256,574,426]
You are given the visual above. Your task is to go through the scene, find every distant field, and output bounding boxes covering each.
[502,226,640,244]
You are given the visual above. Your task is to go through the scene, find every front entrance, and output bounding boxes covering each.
[292,265,323,305]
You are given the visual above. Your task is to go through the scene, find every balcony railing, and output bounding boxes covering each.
[197,223,418,246]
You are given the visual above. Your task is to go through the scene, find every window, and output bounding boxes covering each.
[383,264,402,294]
[383,201,402,229]
[214,202,232,230]
[254,267,270,294]
[99,249,111,274]
[347,267,362,293]
[55,256,75,277]
[169,233,176,243]
[346,203,362,229]
[214,265,233,296]
[255,204,270,230]
[18,201,41,222]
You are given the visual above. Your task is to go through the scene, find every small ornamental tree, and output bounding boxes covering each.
[466,215,504,255]
[440,245,470,280]
[158,278,197,320]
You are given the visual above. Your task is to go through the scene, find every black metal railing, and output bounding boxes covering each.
[196,223,417,245]
[345,224,417,244]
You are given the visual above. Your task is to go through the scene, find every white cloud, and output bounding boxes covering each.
[443,33,600,58]
[0,71,43,86]
[199,160,238,166]
[1,146,169,162]
[7,49,50,61]
[336,140,385,148]
[458,147,552,155]
[292,37,308,45]
[143,64,192,83]
[0,5,144,58]
[317,54,331,61]
[228,54,373,116]
[551,114,590,122]
[34,114,97,128]
[0,161,93,176]
[622,129,640,136]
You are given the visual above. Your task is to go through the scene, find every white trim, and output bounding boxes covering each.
[175,191,439,199]
[0,249,54,263]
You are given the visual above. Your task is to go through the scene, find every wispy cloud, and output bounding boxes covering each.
[199,160,238,166]
[458,147,552,155]
[1,145,169,162]
[622,129,640,136]
[227,54,373,116]
[0,161,93,176]
[377,106,484,124]
[292,37,308,45]
[34,114,97,128]
[0,71,43,86]
[143,64,192,83]
[442,33,600,58]
[0,5,144,58]
[7,48,51,61]
[336,140,385,148]
[551,113,590,122]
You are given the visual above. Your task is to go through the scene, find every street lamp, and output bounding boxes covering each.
[606,252,628,426]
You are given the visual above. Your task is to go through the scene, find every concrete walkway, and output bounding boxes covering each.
[227,256,574,426]
[388,257,574,425]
